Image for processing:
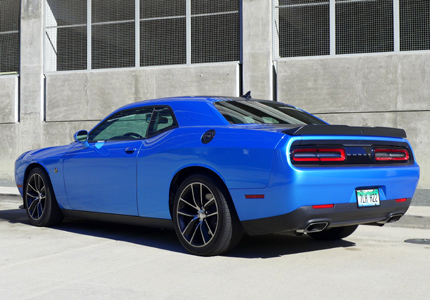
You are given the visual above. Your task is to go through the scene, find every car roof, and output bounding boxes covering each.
[118,96,296,111]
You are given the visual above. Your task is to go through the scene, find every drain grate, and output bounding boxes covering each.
[404,239,430,245]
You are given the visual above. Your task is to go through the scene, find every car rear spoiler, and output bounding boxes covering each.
[283,125,407,138]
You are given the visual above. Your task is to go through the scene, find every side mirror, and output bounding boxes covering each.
[74,130,89,148]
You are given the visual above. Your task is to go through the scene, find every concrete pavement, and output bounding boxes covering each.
[1,200,429,300]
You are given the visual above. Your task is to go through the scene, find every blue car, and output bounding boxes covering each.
[15,96,420,255]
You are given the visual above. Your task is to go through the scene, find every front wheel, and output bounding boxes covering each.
[172,174,242,256]
[24,167,63,227]
[307,225,358,241]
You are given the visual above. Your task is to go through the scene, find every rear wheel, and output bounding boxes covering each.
[172,174,242,256]
[24,167,63,227]
[307,225,358,241]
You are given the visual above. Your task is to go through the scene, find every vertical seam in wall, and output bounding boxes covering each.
[42,75,46,122]
[87,0,92,70]
[330,0,335,56]
[272,61,277,102]
[15,76,19,122]
[135,0,140,68]
[238,63,243,96]
[239,0,243,64]
[186,0,191,65]
[393,0,400,52]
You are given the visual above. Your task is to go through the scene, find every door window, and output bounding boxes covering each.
[89,107,153,142]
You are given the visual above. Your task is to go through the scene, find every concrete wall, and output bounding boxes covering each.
[0,76,18,123]
[45,64,239,122]
[277,53,430,190]
[0,75,19,181]
[242,0,273,100]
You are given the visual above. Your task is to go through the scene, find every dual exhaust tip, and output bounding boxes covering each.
[297,213,403,234]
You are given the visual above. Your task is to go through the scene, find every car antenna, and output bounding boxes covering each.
[241,91,251,100]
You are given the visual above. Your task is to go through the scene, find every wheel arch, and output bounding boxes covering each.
[168,166,238,219]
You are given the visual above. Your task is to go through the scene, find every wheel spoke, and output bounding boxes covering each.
[181,217,198,235]
[190,184,199,208]
[28,198,39,212]
[190,221,202,245]
[203,197,214,209]
[35,175,41,191]
[28,183,37,193]
[200,184,204,207]
[204,219,214,236]
[38,201,44,218]
[178,210,196,218]
[179,198,199,210]
[206,212,218,218]
[27,192,37,198]
[200,223,207,245]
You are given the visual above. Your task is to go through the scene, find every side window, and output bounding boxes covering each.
[148,107,178,137]
[89,108,153,142]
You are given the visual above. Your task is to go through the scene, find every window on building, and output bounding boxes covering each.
[140,0,186,66]
[336,0,393,55]
[0,0,20,74]
[45,0,240,72]
[191,0,240,63]
[275,0,430,59]
[46,0,87,71]
[277,0,330,58]
[92,0,135,69]
[400,0,430,51]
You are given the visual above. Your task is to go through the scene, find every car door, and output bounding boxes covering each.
[63,107,153,215]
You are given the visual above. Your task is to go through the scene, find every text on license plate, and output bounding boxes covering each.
[356,188,380,207]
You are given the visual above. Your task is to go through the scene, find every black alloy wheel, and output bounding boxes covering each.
[173,174,243,256]
[25,167,63,227]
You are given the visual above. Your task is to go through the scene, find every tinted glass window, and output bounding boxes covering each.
[148,107,178,137]
[214,101,325,125]
[89,107,153,142]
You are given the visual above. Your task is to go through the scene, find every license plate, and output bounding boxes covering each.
[356,188,380,207]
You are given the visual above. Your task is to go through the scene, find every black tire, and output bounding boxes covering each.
[172,173,243,256]
[308,225,358,241]
[24,167,64,227]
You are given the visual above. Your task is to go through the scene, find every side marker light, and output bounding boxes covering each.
[312,204,335,209]
[245,195,265,199]
[395,198,407,202]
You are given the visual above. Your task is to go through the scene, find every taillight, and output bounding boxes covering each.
[292,148,346,163]
[374,148,409,162]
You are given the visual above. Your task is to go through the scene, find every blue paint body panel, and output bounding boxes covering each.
[14,96,420,233]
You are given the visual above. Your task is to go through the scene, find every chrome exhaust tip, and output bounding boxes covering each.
[386,213,403,223]
[296,221,329,234]
[306,222,329,233]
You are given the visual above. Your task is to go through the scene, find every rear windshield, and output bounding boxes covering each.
[214,100,326,125]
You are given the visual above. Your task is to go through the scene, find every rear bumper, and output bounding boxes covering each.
[241,199,410,236]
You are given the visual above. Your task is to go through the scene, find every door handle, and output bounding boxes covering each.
[125,147,137,154]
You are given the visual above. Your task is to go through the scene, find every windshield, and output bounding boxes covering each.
[214,100,326,125]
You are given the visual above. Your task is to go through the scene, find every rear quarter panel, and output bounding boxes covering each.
[136,126,284,218]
